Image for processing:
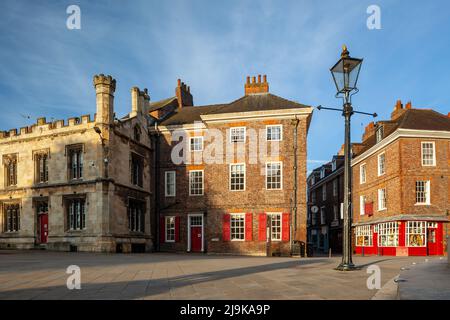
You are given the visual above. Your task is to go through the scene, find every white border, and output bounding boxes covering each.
[421,141,436,167]
[229,126,246,143]
[266,124,283,141]
[189,136,204,152]
[188,170,204,196]
[229,213,246,241]
[229,163,246,191]
[187,213,204,252]
[377,152,386,176]
[164,216,175,243]
[265,161,283,190]
[164,171,176,197]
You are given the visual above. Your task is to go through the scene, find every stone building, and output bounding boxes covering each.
[0,74,153,252]
[307,153,344,255]
[150,75,313,256]
[352,100,450,256]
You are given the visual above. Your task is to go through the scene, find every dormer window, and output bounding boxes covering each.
[376,126,384,143]
[320,167,326,179]
[331,159,337,171]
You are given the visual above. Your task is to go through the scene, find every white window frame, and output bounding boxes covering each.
[229,163,246,191]
[360,195,366,216]
[406,221,427,247]
[189,136,203,152]
[165,216,175,243]
[189,170,204,196]
[378,188,386,211]
[376,126,384,143]
[230,127,246,143]
[164,171,176,197]
[265,161,283,190]
[266,124,282,141]
[377,152,386,176]
[360,163,366,184]
[230,213,245,241]
[415,180,430,205]
[356,225,373,247]
[320,206,326,225]
[320,167,325,179]
[331,159,336,171]
[421,141,436,166]
[378,222,399,247]
[267,212,282,241]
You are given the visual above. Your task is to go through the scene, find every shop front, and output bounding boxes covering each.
[354,218,447,256]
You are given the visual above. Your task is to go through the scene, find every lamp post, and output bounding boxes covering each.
[318,45,377,271]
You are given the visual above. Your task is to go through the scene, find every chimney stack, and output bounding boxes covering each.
[130,87,150,117]
[175,78,193,109]
[244,74,269,95]
[93,74,116,125]
[391,99,408,120]
[362,121,376,141]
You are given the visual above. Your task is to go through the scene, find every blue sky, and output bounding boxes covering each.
[1,0,449,172]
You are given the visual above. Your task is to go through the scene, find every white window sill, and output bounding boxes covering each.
[414,203,431,206]
[165,195,176,197]
[378,208,387,212]
[165,240,175,243]
[231,239,245,242]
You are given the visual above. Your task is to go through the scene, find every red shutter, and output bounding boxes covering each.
[175,216,180,242]
[282,213,290,242]
[258,213,267,241]
[245,213,253,241]
[223,214,230,241]
[160,217,165,243]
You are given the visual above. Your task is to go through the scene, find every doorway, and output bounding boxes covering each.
[188,214,204,252]
[36,201,49,244]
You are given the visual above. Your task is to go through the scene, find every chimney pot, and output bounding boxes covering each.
[263,75,267,83]
[258,75,261,83]
[252,76,256,84]
[405,101,412,109]
[177,79,181,86]
[246,76,250,84]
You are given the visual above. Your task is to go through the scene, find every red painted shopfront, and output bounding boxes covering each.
[355,221,445,256]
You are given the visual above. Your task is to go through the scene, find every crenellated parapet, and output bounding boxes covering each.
[0,114,95,141]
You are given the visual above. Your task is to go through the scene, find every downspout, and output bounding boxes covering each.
[153,122,161,252]
[291,116,300,256]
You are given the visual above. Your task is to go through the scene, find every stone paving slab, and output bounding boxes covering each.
[398,257,450,300]
[0,250,434,300]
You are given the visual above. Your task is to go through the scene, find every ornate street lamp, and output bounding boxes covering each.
[317,45,376,271]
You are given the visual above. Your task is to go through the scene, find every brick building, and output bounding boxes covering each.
[307,153,344,255]
[352,100,450,256]
[0,75,153,252]
[150,75,313,256]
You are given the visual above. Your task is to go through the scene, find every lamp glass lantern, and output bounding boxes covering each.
[330,48,363,94]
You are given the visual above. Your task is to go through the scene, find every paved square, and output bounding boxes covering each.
[0,250,429,300]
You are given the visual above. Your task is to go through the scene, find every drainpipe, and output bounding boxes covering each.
[291,116,300,256]
[153,122,161,252]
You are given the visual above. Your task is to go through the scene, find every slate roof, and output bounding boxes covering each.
[158,93,311,126]
[359,108,450,154]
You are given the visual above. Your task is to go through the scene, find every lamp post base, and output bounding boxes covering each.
[335,262,357,271]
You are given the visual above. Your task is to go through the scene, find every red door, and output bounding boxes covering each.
[39,214,48,243]
[191,226,202,252]
[427,223,443,255]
